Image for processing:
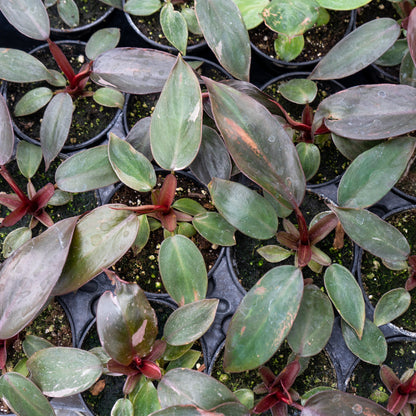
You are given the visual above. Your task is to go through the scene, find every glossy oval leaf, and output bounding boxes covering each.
[316,0,371,9]
[108,133,156,191]
[0,94,14,165]
[112,398,134,416]
[166,350,201,371]
[22,335,53,358]
[130,378,161,415]
[330,205,410,264]
[163,299,219,345]
[159,235,207,305]
[14,87,53,117]
[287,284,334,357]
[302,390,394,416]
[93,87,125,109]
[338,136,416,208]
[296,142,320,181]
[27,347,102,397]
[16,141,42,179]
[310,18,400,80]
[195,0,251,81]
[57,0,79,27]
[56,145,119,192]
[124,0,161,15]
[92,48,177,94]
[0,372,54,416]
[190,125,232,186]
[373,288,411,327]
[224,266,303,372]
[151,55,202,171]
[193,212,236,246]
[0,0,50,40]
[40,92,73,170]
[274,34,305,62]
[234,0,270,30]
[2,226,32,258]
[160,2,188,55]
[257,245,292,263]
[205,78,305,207]
[279,78,318,104]
[314,84,416,140]
[52,206,140,295]
[209,178,278,239]
[158,368,240,409]
[341,319,387,365]
[173,199,206,216]
[0,217,77,339]
[324,264,365,338]
[86,27,121,60]
[97,283,158,364]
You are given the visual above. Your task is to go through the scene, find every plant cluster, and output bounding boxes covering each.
[1,0,416,415]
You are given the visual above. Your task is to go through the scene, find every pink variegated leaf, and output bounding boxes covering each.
[145,340,166,362]
[387,388,408,415]
[35,210,54,227]
[0,193,21,210]
[31,183,55,209]
[309,213,338,245]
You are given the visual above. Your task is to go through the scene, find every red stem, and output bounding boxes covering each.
[268,98,312,132]
[0,165,30,204]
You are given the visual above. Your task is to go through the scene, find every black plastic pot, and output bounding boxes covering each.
[4,40,122,153]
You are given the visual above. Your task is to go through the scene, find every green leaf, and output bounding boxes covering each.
[22,335,53,358]
[190,125,232,185]
[172,199,207,216]
[224,266,303,372]
[0,372,54,416]
[330,206,410,264]
[126,117,153,161]
[0,0,50,40]
[16,141,42,179]
[302,390,394,416]
[0,95,14,165]
[97,283,158,364]
[163,343,194,361]
[132,214,150,255]
[234,0,270,30]
[316,0,371,9]
[163,299,219,345]
[151,55,202,171]
[274,34,305,62]
[158,368,240,409]
[373,288,411,327]
[40,92,73,170]
[52,206,140,295]
[331,134,382,161]
[166,350,201,371]
[57,0,79,27]
[150,404,249,415]
[205,78,305,207]
[296,142,320,181]
[234,389,254,410]
[181,7,202,35]
[0,217,77,339]
[130,378,161,416]
[193,212,236,246]
[27,347,102,397]
[208,178,278,239]
[160,2,188,55]
[280,79,317,104]
[257,245,292,263]
[314,84,416,140]
[48,189,73,206]
[159,235,207,305]
[263,0,319,37]
[92,48,177,94]
[400,51,416,87]
[375,38,408,66]
[14,87,53,117]
[111,398,134,416]
[338,137,416,208]
[56,145,119,192]
[2,227,32,259]
[124,0,161,15]
[108,134,156,192]
[93,87,125,109]
[287,285,334,357]
[45,69,67,87]
[86,27,120,60]
[324,264,365,338]
[0,48,51,82]
[341,319,387,365]
[195,0,251,81]
[310,18,400,80]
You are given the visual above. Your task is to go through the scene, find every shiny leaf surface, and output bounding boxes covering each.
[93,87,125,109]
[279,78,317,104]
[1,227,32,258]
[16,141,42,179]
[130,378,161,416]
[86,27,120,60]
[14,87,53,117]
[316,0,371,8]
[22,335,53,358]
[111,398,134,416]
[234,0,270,30]
[124,0,161,15]
[296,142,320,181]
[193,212,236,246]
[373,288,411,327]
[160,2,188,55]
[57,0,79,27]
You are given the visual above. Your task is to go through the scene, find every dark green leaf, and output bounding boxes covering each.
[16,141,42,179]
[375,38,408,66]
[132,214,150,255]
[86,27,120,60]
[2,227,32,258]
[224,266,303,372]
[22,335,53,358]
[296,142,320,181]
[0,94,14,165]
[193,212,236,246]
[48,189,73,206]
[166,350,201,371]
[331,134,382,161]
[400,51,416,87]
[172,199,206,216]
[257,245,292,263]
[181,7,202,35]
[160,2,188,55]
[280,79,317,104]
[373,288,411,327]
[130,378,161,416]
[111,398,134,416]
[14,87,53,117]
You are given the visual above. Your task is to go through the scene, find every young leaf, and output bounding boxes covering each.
[208,178,278,239]
[124,0,162,15]
[373,288,411,327]
[181,7,203,35]
[0,95,14,165]
[234,0,270,30]
[375,39,408,66]
[224,266,303,372]
[14,87,53,117]
[0,0,50,40]
[111,398,134,416]
[160,2,188,55]
[296,142,320,181]
[93,87,125,109]
[22,335,53,358]
[159,235,207,305]
[27,347,102,397]
[2,227,32,258]
[341,319,387,365]
[280,79,318,104]
[40,92,73,170]
[310,18,400,80]
[86,27,121,60]
[338,136,416,208]
[57,0,79,27]
[257,245,292,263]
[151,55,202,171]
[316,0,372,9]
[163,299,219,345]
[275,34,305,62]
[400,51,416,87]
[108,134,156,192]
[195,0,251,81]
[130,378,161,416]
[16,141,42,179]
[0,372,54,416]
[324,264,365,338]
[193,212,236,246]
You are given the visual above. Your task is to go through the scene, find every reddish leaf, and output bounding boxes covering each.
[31,183,55,209]
[407,8,416,68]
[146,339,167,362]
[34,210,54,227]
[297,243,312,268]
[1,204,29,228]
[158,174,177,209]
[47,40,75,84]
[309,213,338,245]
[253,394,280,413]
[139,359,162,380]
[388,388,409,415]
[274,360,300,391]
[380,365,402,393]
[123,373,142,395]
[259,366,277,388]
[107,359,138,376]
[0,193,21,210]
[271,402,288,416]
